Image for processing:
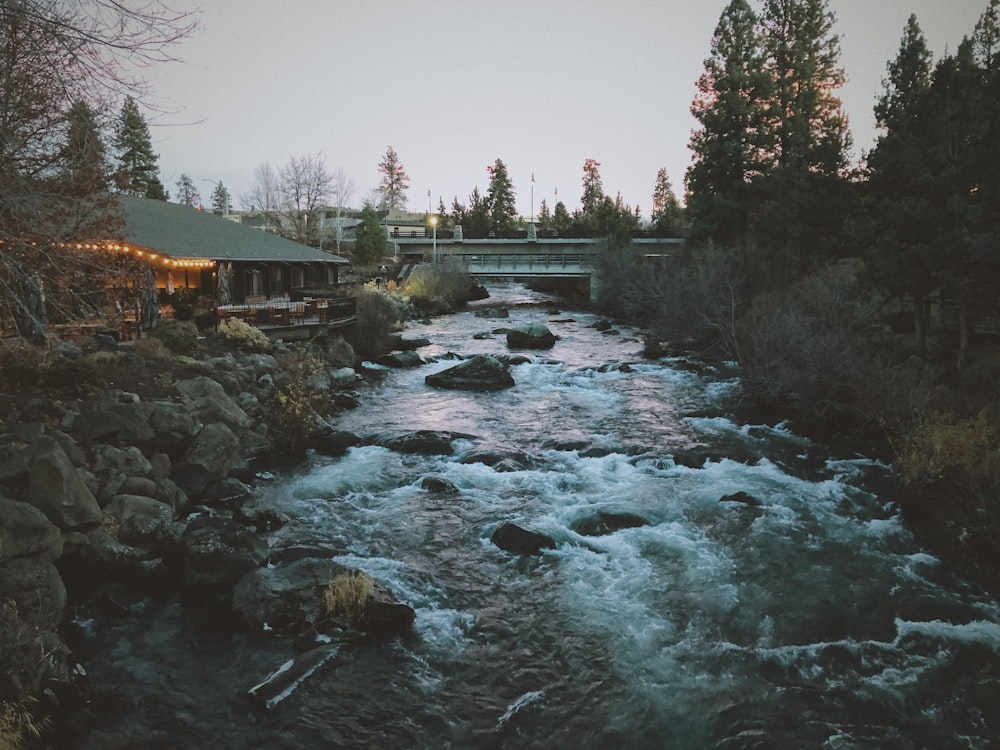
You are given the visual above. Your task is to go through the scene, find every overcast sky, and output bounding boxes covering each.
[141,0,990,218]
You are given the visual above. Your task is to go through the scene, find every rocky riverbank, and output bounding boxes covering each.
[0,329,415,743]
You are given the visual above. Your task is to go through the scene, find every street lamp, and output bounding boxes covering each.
[429,215,438,264]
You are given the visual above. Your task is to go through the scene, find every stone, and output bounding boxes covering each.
[232,557,350,635]
[312,430,361,457]
[506,324,557,349]
[27,436,102,530]
[720,491,762,507]
[365,430,476,455]
[104,494,175,547]
[475,307,509,319]
[329,367,359,388]
[183,422,244,481]
[425,354,515,392]
[491,522,556,555]
[375,351,425,368]
[0,557,67,631]
[0,496,64,562]
[420,476,460,494]
[180,516,269,592]
[176,376,253,436]
[570,510,650,537]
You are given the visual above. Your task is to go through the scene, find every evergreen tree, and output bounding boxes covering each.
[113,96,166,199]
[685,0,771,244]
[486,158,517,234]
[552,201,571,234]
[436,196,451,231]
[61,100,111,194]
[210,182,231,214]
[580,158,604,215]
[650,167,685,236]
[865,14,936,350]
[377,145,409,210]
[760,0,851,175]
[464,187,490,238]
[353,203,387,265]
[537,198,552,230]
[175,173,200,207]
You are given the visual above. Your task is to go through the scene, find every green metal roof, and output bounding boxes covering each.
[119,195,349,264]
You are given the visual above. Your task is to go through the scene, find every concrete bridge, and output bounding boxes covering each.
[391,236,682,285]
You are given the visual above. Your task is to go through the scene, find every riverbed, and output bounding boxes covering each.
[76,282,1000,749]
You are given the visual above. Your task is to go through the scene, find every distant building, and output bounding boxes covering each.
[119,196,349,303]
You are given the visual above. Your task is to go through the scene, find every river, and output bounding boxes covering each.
[75,282,1000,749]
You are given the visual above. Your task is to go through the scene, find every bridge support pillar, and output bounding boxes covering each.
[588,270,600,304]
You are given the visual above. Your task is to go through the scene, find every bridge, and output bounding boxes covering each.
[391,235,682,295]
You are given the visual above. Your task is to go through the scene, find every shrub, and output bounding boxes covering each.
[274,352,326,453]
[0,344,105,395]
[132,334,173,361]
[901,411,1000,487]
[0,698,49,749]
[404,260,474,312]
[216,317,270,352]
[150,320,199,355]
[353,285,403,359]
[324,570,374,619]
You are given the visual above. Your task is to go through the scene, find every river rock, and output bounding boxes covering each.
[720,491,762,506]
[570,510,650,537]
[0,557,67,631]
[176,376,253,436]
[0,495,64,562]
[420,475,460,494]
[27,436,102,530]
[491,522,556,555]
[459,448,543,472]
[312,430,361,457]
[104,494,176,548]
[181,422,245,494]
[365,430,476,455]
[233,557,350,635]
[180,516,269,592]
[425,354,515,392]
[506,324,557,349]
[475,306,509,318]
[148,402,198,453]
[375,350,425,368]
[329,367,359,388]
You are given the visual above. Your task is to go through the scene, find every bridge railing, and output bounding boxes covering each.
[446,253,590,271]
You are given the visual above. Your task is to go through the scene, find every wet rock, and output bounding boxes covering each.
[420,475,460,494]
[491,522,556,555]
[459,449,543,472]
[475,306,509,318]
[391,335,431,351]
[571,510,650,537]
[233,557,350,635]
[375,351,425,368]
[425,354,515,392]
[0,557,67,631]
[0,495,63,562]
[329,367,359,388]
[506,324,557,350]
[720,491,762,506]
[104,494,175,548]
[312,430,361,457]
[365,430,476,455]
[180,516,269,592]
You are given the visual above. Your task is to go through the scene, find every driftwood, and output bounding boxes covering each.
[247,643,340,711]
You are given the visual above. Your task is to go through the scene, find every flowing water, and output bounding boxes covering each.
[76,283,1000,749]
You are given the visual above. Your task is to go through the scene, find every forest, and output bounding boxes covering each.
[594,0,1000,593]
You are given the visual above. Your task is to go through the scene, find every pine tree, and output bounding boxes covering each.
[210,182,231,215]
[866,14,936,350]
[650,168,685,236]
[61,100,111,194]
[353,203,387,265]
[486,158,517,234]
[113,96,166,199]
[175,173,200,207]
[377,146,409,210]
[580,158,604,215]
[537,198,552,230]
[685,0,771,244]
[760,0,850,175]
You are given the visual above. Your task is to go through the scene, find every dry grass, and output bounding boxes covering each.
[323,570,374,619]
[0,698,50,750]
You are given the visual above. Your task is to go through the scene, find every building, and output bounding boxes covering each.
[120,196,350,304]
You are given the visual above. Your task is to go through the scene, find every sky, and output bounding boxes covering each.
[140,0,991,219]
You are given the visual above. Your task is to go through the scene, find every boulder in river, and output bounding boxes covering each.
[425,354,515,392]
[570,510,650,537]
[180,516,269,592]
[491,522,556,555]
[366,430,477,455]
[506,324,557,350]
[375,350,425,368]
